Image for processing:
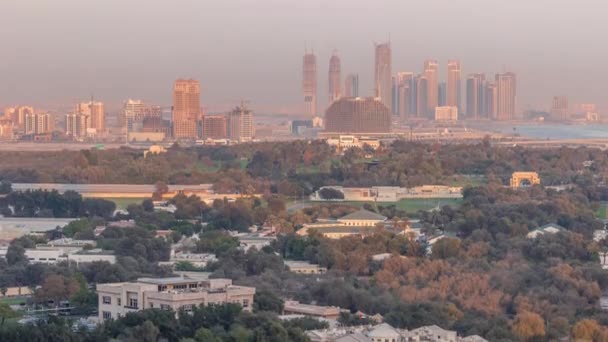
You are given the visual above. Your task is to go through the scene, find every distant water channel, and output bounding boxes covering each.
[494,124,608,140]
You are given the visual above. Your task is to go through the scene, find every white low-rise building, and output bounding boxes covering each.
[96,274,255,321]
[284,260,327,274]
[526,223,566,239]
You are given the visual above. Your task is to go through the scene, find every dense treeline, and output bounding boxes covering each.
[0,303,314,342]
[0,189,115,218]
[1,141,608,193]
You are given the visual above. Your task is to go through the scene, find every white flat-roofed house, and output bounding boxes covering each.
[284,260,327,274]
[96,274,255,321]
[337,209,387,227]
[526,223,566,239]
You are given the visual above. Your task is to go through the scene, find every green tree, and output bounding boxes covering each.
[0,302,18,325]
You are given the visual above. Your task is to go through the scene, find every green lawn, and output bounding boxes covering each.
[596,202,608,219]
[0,296,29,306]
[106,198,146,210]
[332,198,462,214]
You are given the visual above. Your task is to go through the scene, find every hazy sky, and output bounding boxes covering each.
[1,0,606,114]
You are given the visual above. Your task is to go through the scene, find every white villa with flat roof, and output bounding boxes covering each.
[96,273,255,321]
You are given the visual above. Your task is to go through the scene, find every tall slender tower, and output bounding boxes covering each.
[302,52,317,118]
[485,82,498,119]
[496,72,516,120]
[173,79,201,139]
[328,53,341,104]
[415,75,428,118]
[397,72,414,121]
[551,96,568,121]
[447,60,462,113]
[424,60,439,115]
[466,73,485,119]
[344,74,359,97]
[374,42,392,109]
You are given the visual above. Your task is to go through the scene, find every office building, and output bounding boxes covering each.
[303,52,317,118]
[374,42,392,109]
[551,96,569,121]
[396,72,414,121]
[75,101,105,132]
[485,82,498,119]
[328,53,341,104]
[424,60,439,115]
[466,74,486,119]
[344,73,359,97]
[97,275,255,321]
[24,112,52,135]
[202,115,227,139]
[435,106,459,121]
[173,79,201,139]
[65,113,89,139]
[447,60,462,113]
[415,75,428,118]
[227,104,254,142]
[325,97,391,133]
[496,72,516,120]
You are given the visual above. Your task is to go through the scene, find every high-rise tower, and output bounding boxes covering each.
[374,42,392,109]
[344,74,359,98]
[496,72,516,120]
[424,60,439,115]
[447,60,462,113]
[466,73,485,119]
[173,79,201,139]
[303,52,317,118]
[328,53,341,104]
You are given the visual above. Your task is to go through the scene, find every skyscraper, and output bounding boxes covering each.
[466,73,485,119]
[447,60,462,113]
[325,97,391,133]
[344,74,359,97]
[485,82,498,119]
[328,53,341,104]
[415,75,428,118]
[374,42,392,109]
[551,96,569,121]
[65,113,89,139]
[302,52,317,118]
[173,79,201,139]
[424,60,439,115]
[396,72,414,121]
[227,103,254,142]
[496,72,517,120]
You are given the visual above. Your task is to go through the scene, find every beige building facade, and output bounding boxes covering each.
[97,275,255,321]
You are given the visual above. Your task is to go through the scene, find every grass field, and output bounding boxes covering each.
[0,296,29,306]
[342,198,462,213]
[106,198,146,210]
[596,202,608,219]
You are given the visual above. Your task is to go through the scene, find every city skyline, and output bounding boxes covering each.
[1,1,605,114]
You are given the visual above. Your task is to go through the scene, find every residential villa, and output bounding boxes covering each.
[96,273,255,321]
[526,223,566,239]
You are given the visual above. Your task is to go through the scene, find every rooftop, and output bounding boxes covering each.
[339,209,387,222]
